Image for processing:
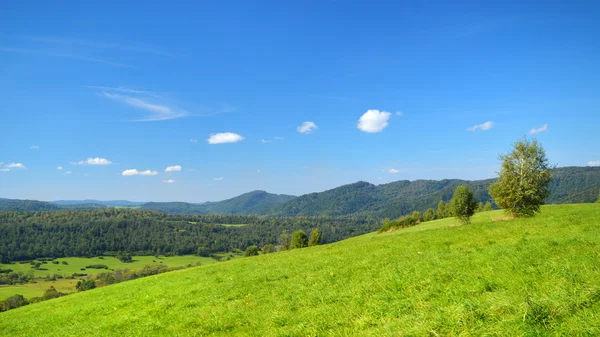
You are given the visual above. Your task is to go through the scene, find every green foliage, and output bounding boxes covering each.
[411,211,422,223]
[422,208,435,222]
[75,279,96,292]
[378,216,418,233]
[290,230,308,249]
[261,244,275,254]
[116,252,132,263]
[450,185,478,225]
[0,294,29,312]
[436,200,447,219]
[244,246,259,257]
[476,202,484,213]
[308,229,322,247]
[489,137,553,217]
[483,201,493,211]
[41,286,63,300]
[278,230,291,251]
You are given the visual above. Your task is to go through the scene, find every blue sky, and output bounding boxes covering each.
[1,1,599,202]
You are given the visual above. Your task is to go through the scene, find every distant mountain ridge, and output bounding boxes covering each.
[1,166,599,216]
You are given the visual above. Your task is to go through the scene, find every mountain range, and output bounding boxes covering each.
[1,166,598,217]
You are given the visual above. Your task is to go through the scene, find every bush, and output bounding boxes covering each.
[261,244,275,254]
[61,261,68,265]
[290,230,308,249]
[85,264,109,269]
[76,279,96,291]
[0,294,29,312]
[378,216,418,233]
[52,261,59,264]
[244,246,259,257]
[449,185,478,225]
[42,286,64,300]
[308,229,322,247]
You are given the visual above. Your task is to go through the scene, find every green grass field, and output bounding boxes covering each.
[0,255,217,299]
[2,204,599,336]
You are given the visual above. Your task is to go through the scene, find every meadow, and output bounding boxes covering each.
[0,255,217,299]
[1,204,599,336]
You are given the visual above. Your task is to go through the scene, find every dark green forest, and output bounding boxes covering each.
[0,209,378,262]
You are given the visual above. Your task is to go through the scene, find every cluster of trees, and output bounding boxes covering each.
[0,209,379,262]
[245,228,322,256]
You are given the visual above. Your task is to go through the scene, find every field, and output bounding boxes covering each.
[1,204,600,335]
[0,255,217,299]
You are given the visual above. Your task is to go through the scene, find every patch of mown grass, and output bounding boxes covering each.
[1,204,599,336]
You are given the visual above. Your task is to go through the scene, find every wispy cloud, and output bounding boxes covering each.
[357,110,391,133]
[25,36,175,58]
[297,121,318,134]
[165,165,182,172]
[213,177,224,181]
[467,121,494,131]
[261,136,284,143]
[189,138,198,143]
[386,168,400,174]
[57,166,63,170]
[65,171,72,175]
[208,132,244,144]
[396,111,404,116]
[162,179,175,183]
[83,86,163,98]
[0,46,136,68]
[588,160,600,167]
[30,145,40,149]
[72,157,112,165]
[529,124,548,134]
[0,168,9,172]
[101,92,188,121]
[6,163,26,169]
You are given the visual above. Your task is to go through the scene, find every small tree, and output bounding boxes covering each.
[290,230,308,249]
[489,137,552,217]
[450,185,478,224]
[116,252,132,263]
[244,245,259,257]
[308,228,322,247]
[279,230,291,250]
[411,211,422,223]
[261,244,275,254]
[436,200,447,219]
[476,202,484,213]
[483,201,493,211]
[422,208,435,222]
[76,279,96,292]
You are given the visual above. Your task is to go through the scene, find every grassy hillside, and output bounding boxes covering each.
[2,204,599,335]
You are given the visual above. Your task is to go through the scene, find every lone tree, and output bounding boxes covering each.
[308,228,322,247]
[436,200,447,219]
[290,230,308,249]
[489,137,552,217]
[261,244,275,254]
[244,245,259,257]
[449,185,478,224]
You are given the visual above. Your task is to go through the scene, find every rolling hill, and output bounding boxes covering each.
[2,203,599,335]
[52,200,144,207]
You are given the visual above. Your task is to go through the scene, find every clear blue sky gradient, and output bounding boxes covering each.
[1,1,599,202]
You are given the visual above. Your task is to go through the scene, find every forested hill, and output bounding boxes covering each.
[270,166,600,218]
[1,166,598,215]
[140,190,296,214]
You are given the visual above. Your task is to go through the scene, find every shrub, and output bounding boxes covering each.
[42,286,64,300]
[52,261,59,264]
[76,279,96,291]
[378,216,418,233]
[61,261,68,265]
[261,244,275,254]
[290,230,308,249]
[244,246,259,257]
[449,185,478,225]
[422,208,436,222]
[0,294,29,312]
[85,264,109,269]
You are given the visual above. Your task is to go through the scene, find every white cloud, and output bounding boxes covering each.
[387,168,400,174]
[297,121,318,134]
[30,145,40,149]
[396,111,404,116]
[529,124,548,134]
[467,121,494,131]
[57,166,63,170]
[274,136,284,140]
[588,161,600,167]
[73,157,112,165]
[207,132,244,144]
[162,179,175,183]
[261,139,271,143]
[262,136,284,143]
[165,165,182,172]
[65,171,72,175]
[101,92,188,122]
[357,110,391,133]
[122,169,138,176]
[139,170,158,176]
[189,138,198,143]
[0,168,9,172]
[6,163,25,169]
[213,177,224,181]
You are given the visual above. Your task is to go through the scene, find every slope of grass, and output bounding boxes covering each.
[2,204,600,336]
